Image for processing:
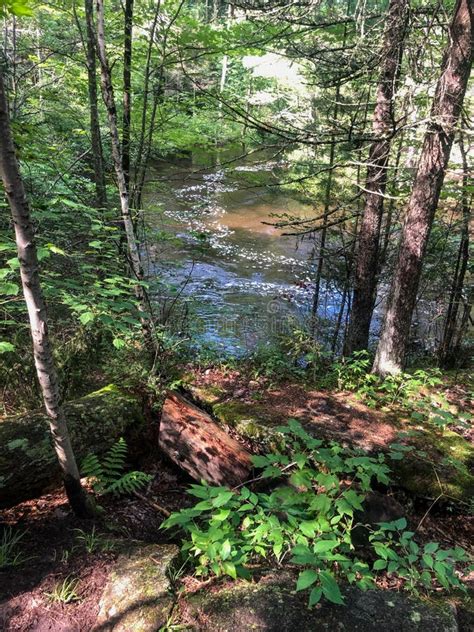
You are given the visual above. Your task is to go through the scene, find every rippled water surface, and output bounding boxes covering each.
[143,149,447,356]
[143,150,335,353]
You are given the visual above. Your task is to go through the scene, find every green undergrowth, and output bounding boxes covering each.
[187,351,473,502]
[163,420,472,608]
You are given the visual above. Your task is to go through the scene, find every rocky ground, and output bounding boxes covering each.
[0,369,472,631]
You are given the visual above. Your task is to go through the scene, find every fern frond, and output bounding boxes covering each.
[81,454,104,480]
[106,471,152,496]
[102,438,127,481]
[81,439,151,497]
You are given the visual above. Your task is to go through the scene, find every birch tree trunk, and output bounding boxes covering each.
[84,0,107,209]
[95,0,148,316]
[0,68,94,517]
[345,0,408,355]
[373,0,473,376]
[122,0,134,189]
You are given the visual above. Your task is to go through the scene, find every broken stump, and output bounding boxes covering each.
[159,392,253,487]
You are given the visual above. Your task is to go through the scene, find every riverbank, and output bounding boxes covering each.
[1,365,472,631]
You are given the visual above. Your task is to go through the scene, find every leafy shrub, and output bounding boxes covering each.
[332,350,373,391]
[163,420,471,606]
[81,438,152,496]
[332,352,444,410]
[370,519,468,594]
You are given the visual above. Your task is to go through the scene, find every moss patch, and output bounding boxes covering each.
[213,401,272,426]
[187,573,458,632]
[395,427,474,501]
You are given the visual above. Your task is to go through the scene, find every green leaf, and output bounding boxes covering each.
[300,520,318,538]
[373,559,387,570]
[221,539,232,560]
[0,341,15,353]
[313,540,338,554]
[79,311,94,325]
[422,553,433,568]
[308,586,322,606]
[310,494,331,514]
[0,281,19,295]
[320,571,344,604]
[296,569,319,591]
[222,561,237,579]
[251,455,270,467]
[212,490,234,507]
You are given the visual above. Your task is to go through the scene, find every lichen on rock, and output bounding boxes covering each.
[94,543,179,632]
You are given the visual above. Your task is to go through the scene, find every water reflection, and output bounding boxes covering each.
[143,150,328,354]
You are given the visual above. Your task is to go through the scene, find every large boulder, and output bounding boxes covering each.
[0,385,145,507]
[94,543,178,632]
[187,573,459,632]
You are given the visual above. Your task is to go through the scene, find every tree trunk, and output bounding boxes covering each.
[439,130,472,367]
[159,392,253,487]
[373,0,473,376]
[84,0,107,209]
[131,1,160,208]
[95,0,148,315]
[0,68,94,517]
[131,0,163,210]
[0,386,144,508]
[122,0,134,189]
[310,85,340,335]
[345,0,408,355]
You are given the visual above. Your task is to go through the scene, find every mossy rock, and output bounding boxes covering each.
[188,573,458,631]
[186,383,228,408]
[0,385,145,507]
[394,427,474,502]
[207,396,473,502]
[94,543,179,632]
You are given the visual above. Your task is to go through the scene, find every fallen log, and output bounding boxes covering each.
[159,392,253,487]
[0,385,144,507]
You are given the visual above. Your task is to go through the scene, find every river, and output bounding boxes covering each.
[143,148,441,357]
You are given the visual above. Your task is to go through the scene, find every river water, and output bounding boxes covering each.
[143,149,441,356]
[143,148,351,355]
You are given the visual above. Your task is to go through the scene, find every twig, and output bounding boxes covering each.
[415,493,444,532]
[133,490,171,517]
[415,468,445,532]
[232,461,297,491]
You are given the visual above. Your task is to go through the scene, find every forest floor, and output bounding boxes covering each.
[0,368,473,631]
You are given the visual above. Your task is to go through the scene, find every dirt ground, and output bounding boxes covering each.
[1,371,472,631]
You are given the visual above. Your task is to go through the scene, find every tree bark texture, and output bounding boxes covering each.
[373,0,473,375]
[345,0,408,355]
[122,0,134,189]
[439,131,472,367]
[159,392,253,487]
[0,68,93,517]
